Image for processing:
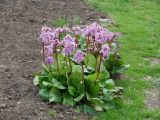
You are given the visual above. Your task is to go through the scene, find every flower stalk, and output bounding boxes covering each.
[96,53,102,81]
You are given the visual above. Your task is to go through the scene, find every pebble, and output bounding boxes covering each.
[4,68,10,72]
[99,18,111,23]
[0,104,7,109]
[59,113,64,119]
[38,107,44,111]
[73,116,77,120]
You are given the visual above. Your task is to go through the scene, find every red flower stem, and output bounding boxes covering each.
[58,31,61,40]
[96,54,102,81]
[75,35,79,45]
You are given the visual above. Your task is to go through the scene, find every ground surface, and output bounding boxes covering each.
[0,0,105,120]
[88,0,160,120]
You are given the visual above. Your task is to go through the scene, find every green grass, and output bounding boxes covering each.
[88,0,160,119]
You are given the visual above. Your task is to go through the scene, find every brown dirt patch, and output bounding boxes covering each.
[0,0,106,120]
[145,88,160,110]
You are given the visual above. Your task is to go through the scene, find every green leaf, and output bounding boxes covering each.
[85,79,100,96]
[58,54,65,61]
[84,53,96,68]
[111,43,117,52]
[81,104,96,114]
[48,109,56,118]
[74,93,85,102]
[112,64,130,74]
[74,107,81,113]
[105,79,115,89]
[42,63,49,73]
[103,92,113,102]
[42,81,54,87]
[84,66,95,75]
[52,78,66,89]
[51,61,67,75]
[49,87,62,103]
[39,89,49,100]
[86,69,109,82]
[102,103,115,110]
[72,65,82,73]
[69,72,83,89]
[94,105,103,112]
[79,36,86,50]
[63,93,75,107]
[33,76,39,85]
[68,86,77,96]
[86,92,104,105]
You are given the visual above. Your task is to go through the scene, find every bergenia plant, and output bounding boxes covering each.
[33,22,129,113]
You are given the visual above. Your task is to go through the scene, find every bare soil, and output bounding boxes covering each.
[0,0,106,120]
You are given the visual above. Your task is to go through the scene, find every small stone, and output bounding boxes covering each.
[59,113,64,119]
[7,96,12,100]
[17,102,21,104]
[3,97,8,100]
[99,18,111,23]
[0,104,7,109]
[39,107,44,111]
[4,68,10,72]
[73,116,77,120]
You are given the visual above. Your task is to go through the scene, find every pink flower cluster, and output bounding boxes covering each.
[73,50,85,64]
[39,22,119,64]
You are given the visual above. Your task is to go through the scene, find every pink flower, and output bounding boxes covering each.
[44,43,53,57]
[63,42,76,56]
[83,22,108,37]
[39,26,56,45]
[62,35,75,46]
[95,32,108,44]
[106,32,120,41]
[73,50,85,64]
[62,35,76,55]
[100,45,110,59]
[72,26,82,35]
[45,56,54,64]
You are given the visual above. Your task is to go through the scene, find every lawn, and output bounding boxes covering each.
[88,0,160,119]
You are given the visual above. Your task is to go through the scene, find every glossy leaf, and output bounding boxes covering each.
[112,64,130,74]
[52,78,66,89]
[105,79,115,89]
[63,93,75,107]
[74,93,85,102]
[49,87,62,103]
[33,76,39,85]
[68,86,77,97]
[39,89,49,100]
[84,53,96,68]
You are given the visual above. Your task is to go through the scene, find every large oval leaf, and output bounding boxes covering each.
[39,89,49,100]
[85,79,100,96]
[105,79,115,89]
[49,87,62,103]
[84,53,96,68]
[69,72,83,90]
[63,93,75,107]
[74,93,85,102]
[52,78,66,89]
